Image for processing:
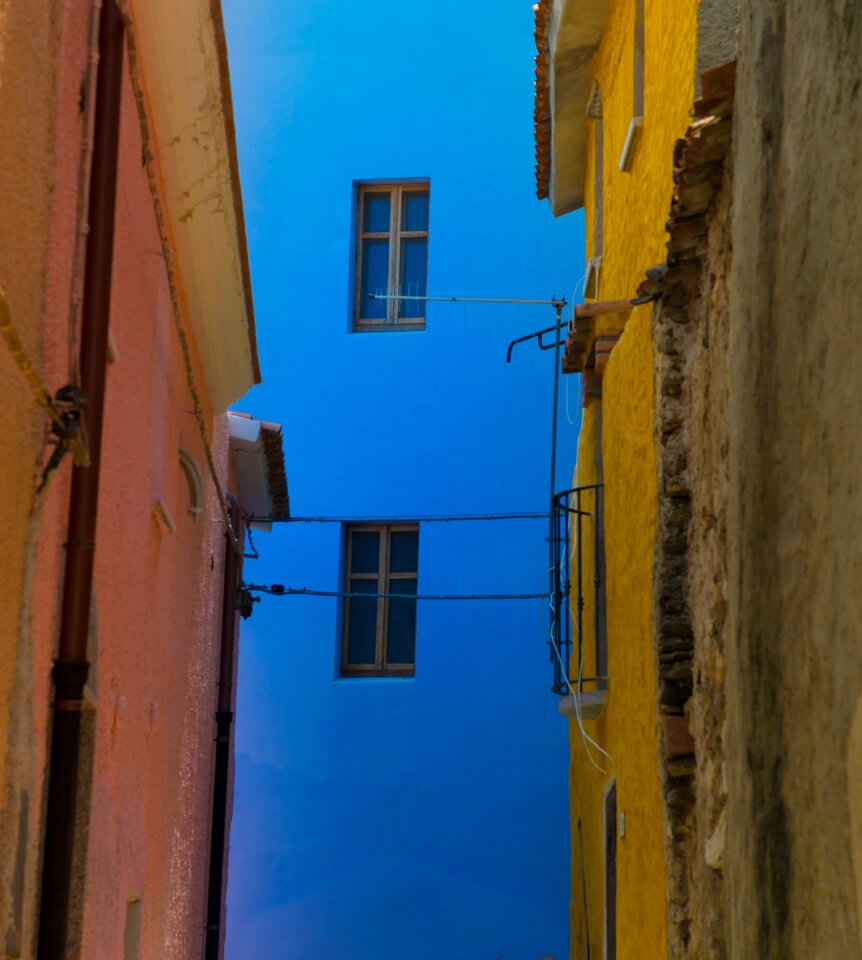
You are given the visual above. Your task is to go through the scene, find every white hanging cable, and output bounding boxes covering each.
[542,568,613,774]
[567,514,616,772]
[565,273,588,425]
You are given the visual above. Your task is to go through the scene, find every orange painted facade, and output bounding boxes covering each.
[0,2,283,956]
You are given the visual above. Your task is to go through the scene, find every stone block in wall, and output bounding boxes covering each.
[664,713,696,759]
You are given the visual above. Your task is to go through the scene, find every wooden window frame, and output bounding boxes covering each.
[341,523,419,677]
[353,183,430,332]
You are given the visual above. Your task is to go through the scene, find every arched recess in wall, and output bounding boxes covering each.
[179,448,205,520]
[586,83,603,298]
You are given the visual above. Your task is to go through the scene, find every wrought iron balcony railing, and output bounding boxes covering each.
[549,484,606,696]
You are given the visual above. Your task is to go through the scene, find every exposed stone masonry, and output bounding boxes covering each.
[647,61,735,960]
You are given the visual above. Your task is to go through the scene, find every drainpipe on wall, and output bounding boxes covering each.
[205,502,243,959]
[37,3,124,957]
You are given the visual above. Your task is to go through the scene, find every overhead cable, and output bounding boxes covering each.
[244,584,548,602]
[250,512,548,524]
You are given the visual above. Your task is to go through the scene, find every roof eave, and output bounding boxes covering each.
[121,0,259,412]
[227,413,290,527]
[546,0,609,215]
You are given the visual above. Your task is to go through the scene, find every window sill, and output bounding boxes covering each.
[619,116,643,172]
[352,321,426,334]
[335,675,416,685]
[558,689,607,720]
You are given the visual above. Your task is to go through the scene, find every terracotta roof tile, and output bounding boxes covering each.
[259,423,290,520]
[533,0,551,200]
[230,411,290,520]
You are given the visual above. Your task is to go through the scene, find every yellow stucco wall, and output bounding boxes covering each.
[568,1,699,957]
[0,0,63,830]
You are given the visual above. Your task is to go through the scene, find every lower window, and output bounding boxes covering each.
[341,524,418,677]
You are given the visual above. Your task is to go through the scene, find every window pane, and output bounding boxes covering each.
[389,530,418,573]
[398,238,427,319]
[350,530,380,573]
[359,239,389,319]
[401,191,429,231]
[386,579,416,665]
[363,192,391,233]
[346,579,378,665]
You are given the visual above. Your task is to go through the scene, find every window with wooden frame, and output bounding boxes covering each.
[353,183,430,331]
[341,524,419,676]
[619,0,644,172]
[586,83,603,298]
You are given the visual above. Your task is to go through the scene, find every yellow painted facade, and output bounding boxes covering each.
[0,0,64,826]
[566,1,700,957]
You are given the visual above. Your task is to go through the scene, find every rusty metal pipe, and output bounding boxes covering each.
[37,3,124,956]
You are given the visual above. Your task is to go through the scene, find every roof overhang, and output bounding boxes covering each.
[228,413,290,532]
[121,0,260,412]
[535,0,609,216]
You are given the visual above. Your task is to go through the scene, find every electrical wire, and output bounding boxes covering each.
[252,512,548,524]
[0,287,90,474]
[566,517,615,773]
[123,66,242,558]
[171,306,242,557]
[244,584,548,601]
[565,273,587,426]
[571,273,587,315]
[243,520,259,560]
[369,294,567,307]
[543,580,611,774]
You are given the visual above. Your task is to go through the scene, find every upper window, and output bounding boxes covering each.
[619,0,645,172]
[586,84,603,298]
[341,524,418,676]
[353,183,430,331]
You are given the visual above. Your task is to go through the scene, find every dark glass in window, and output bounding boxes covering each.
[346,579,378,665]
[359,239,388,319]
[350,530,380,574]
[363,192,391,233]
[401,192,429,231]
[386,579,417,664]
[398,238,427,319]
[389,530,418,573]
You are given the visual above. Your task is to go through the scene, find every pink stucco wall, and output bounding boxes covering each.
[2,2,242,955]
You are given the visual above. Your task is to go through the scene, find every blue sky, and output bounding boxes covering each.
[223,1,585,956]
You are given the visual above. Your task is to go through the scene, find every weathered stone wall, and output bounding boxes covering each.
[724,2,862,957]
[650,62,734,960]
[652,256,698,960]
[684,160,732,960]
[653,138,732,960]
[695,0,737,89]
